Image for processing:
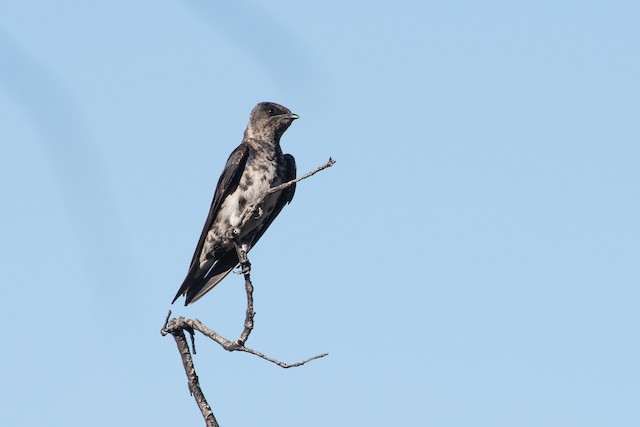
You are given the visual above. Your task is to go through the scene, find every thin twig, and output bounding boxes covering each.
[237,157,336,234]
[163,310,172,329]
[266,157,336,196]
[237,347,330,368]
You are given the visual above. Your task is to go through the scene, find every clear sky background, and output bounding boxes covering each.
[1,1,639,426]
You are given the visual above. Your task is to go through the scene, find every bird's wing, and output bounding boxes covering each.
[172,143,249,304]
[248,153,297,247]
[187,143,249,269]
[176,154,296,306]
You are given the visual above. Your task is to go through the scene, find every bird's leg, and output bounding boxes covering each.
[227,229,248,276]
[233,242,251,275]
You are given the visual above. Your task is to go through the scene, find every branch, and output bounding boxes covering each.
[267,157,336,196]
[232,241,254,347]
[237,157,336,234]
[163,158,334,426]
[162,315,329,368]
[168,322,219,427]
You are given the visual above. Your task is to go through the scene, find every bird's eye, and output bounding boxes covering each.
[267,108,275,115]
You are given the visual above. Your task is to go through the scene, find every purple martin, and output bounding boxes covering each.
[172,102,298,305]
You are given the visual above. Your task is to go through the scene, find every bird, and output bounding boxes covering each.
[172,102,298,305]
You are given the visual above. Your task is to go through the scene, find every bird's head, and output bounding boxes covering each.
[245,102,299,142]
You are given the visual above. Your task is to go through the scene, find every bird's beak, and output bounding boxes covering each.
[284,113,299,120]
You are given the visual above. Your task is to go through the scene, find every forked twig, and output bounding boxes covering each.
[162,158,335,426]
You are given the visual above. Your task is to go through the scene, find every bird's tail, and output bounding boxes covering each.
[172,250,239,305]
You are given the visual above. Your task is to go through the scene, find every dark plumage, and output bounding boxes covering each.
[172,102,298,305]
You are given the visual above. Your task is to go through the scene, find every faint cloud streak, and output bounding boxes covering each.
[180,0,319,97]
[0,28,135,312]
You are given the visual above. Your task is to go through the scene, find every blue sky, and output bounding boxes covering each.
[1,1,639,426]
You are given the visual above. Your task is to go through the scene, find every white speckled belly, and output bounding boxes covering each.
[199,157,282,267]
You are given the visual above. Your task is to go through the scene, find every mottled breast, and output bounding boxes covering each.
[199,151,285,266]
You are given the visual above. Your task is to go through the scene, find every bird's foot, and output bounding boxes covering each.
[231,260,251,275]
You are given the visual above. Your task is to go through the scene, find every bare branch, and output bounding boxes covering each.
[162,316,328,367]
[169,326,219,427]
[237,347,329,368]
[233,242,254,347]
[266,157,336,196]
[237,157,336,234]
[162,158,333,426]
